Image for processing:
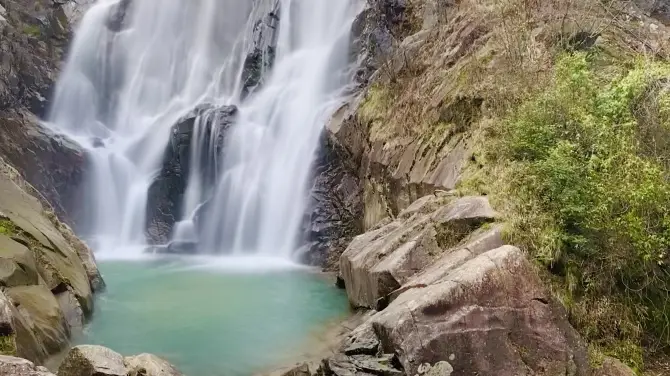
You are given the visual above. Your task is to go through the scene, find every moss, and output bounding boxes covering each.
[469,51,670,369]
[23,24,41,37]
[0,334,17,356]
[0,219,18,237]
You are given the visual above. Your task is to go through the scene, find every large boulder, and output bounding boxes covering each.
[0,159,103,362]
[58,345,126,376]
[368,246,590,376]
[58,346,183,376]
[145,104,237,245]
[0,355,55,376]
[340,195,497,309]
[124,353,184,376]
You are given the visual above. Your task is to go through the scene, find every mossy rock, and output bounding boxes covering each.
[5,285,68,356]
[0,335,17,356]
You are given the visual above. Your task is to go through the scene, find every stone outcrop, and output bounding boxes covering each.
[317,194,592,376]
[146,105,237,244]
[0,157,103,363]
[58,345,183,376]
[0,0,89,227]
[340,195,497,309]
[301,134,363,269]
[241,1,281,99]
[124,353,184,376]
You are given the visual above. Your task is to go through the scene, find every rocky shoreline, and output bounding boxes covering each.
[0,0,668,375]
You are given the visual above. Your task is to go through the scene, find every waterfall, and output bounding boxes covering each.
[46,0,358,259]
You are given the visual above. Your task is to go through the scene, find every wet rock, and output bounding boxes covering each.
[241,1,281,99]
[124,353,184,376]
[145,105,237,244]
[106,0,132,32]
[0,355,56,376]
[58,345,126,376]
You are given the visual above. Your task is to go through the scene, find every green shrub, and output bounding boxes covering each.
[494,52,670,363]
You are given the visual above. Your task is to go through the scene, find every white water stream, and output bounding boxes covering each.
[46,0,357,259]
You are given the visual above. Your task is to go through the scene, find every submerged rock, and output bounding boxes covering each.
[241,1,281,99]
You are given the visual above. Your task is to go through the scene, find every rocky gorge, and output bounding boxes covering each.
[1,0,670,376]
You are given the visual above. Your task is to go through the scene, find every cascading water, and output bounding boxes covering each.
[46,0,358,259]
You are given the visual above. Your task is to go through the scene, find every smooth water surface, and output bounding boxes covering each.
[75,259,349,376]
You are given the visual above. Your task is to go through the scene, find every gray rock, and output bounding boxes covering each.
[55,290,84,329]
[58,345,126,376]
[145,105,237,245]
[593,357,636,376]
[422,362,453,376]
[124,353,184,376]
[278,363,311,376]
[0,355,56,376]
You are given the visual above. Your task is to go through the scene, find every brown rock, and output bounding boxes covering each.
[0,290,47,364]
[369,245,590,376]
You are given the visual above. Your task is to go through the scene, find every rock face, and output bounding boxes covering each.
[340,195,498,309]
[146,105,238,244]
[58,345,127,376]
[0,0,88,227]
[325,194,592,376]
[0,158,103,363]
[241,1,281,99]
[58,346,183,376]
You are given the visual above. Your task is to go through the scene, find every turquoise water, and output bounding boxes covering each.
[75,258,350,376]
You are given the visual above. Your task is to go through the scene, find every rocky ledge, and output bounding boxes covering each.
[279,194,636,376]
[0,345,183,376]
[0,157,104,363]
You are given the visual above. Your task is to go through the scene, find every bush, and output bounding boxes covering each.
[493,52,670,367]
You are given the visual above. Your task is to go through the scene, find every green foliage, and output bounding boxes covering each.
[0,335,16,356]
[495,52,670,362]
[23,24,41,37]
[0,219,17,236]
